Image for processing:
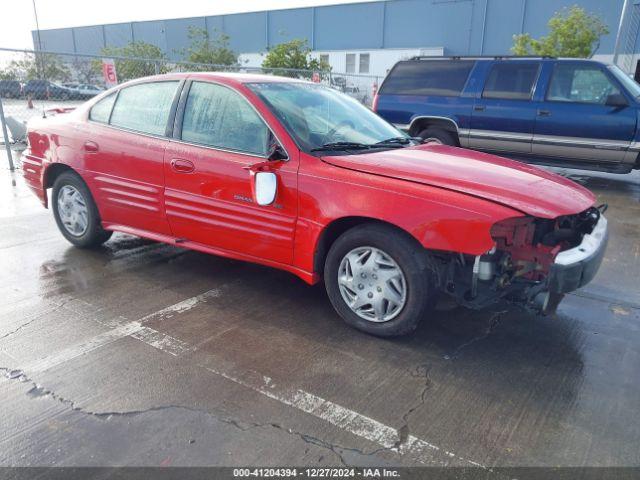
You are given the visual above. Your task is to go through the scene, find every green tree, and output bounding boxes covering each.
[72,57,100,84]
[0,68,17,81]
[1,53,70,81]
[95,41,168,82]
[262,39,330,78]
[512,6,609,58]
[179,27,237,69]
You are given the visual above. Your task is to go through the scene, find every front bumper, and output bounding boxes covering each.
[547,214,608,294]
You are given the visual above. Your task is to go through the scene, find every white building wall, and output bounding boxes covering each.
[238,47,444,78]
[311,47,444,77]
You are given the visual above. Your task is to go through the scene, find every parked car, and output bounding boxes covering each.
[0,80,22,98]
[62,83,105,99]
[374,56,640,174]
[331,76,369,104]
[23,80,76,100]
[75,84,105,99]
[23,73,607,337]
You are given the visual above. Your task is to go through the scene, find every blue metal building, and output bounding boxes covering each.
[31,0,638,76]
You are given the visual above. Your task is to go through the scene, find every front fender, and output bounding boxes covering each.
[293,159,523,278]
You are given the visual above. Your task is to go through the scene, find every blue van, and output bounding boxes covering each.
[374,57,640,173]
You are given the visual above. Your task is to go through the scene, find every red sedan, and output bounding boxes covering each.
[22,73,608,337]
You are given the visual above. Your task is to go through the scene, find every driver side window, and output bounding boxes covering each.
[181,81,270,156]
[547,64,620,104]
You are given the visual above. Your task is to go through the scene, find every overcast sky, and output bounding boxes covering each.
[1,0,379,50]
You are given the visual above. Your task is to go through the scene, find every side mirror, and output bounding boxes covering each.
[254,171,277,206]
[268,143,288,161]
[605,93,628,108]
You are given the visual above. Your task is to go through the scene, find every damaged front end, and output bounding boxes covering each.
[435,206,608,315]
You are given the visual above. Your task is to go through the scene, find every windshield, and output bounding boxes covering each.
[247,82,407,154]
[608,65,640,98]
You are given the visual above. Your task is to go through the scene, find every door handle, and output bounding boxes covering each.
[537,109,551,117]
[84,141,99,153]
[170,158,195,173]
[473,105,486,112]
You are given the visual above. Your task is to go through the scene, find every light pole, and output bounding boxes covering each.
[613,0,631,67]
[32,0,44,79]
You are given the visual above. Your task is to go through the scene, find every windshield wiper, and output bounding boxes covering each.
[311,137,418,153]
[374,136,413,145]
[373,136,423,148]
[310,142,372,152]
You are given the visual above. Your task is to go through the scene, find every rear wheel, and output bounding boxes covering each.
[324,224,436,337]
[418,127,457,146]
[52,171,112,248]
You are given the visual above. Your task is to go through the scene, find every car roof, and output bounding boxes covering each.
[401,56,611,66]
[124,71,309,87]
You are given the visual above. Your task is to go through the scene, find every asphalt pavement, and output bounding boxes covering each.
[0,154,639,470]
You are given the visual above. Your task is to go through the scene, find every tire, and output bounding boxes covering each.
[324,223,436,337]
[418,127,457,146]
[52,171,112,248]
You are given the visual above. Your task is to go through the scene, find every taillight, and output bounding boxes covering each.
[372,94,379,112]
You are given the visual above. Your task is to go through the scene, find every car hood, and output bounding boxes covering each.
[321,144,595,218]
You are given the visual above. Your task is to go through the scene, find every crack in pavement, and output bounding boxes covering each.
[0,317,42,341]
[0,367,399,467]
[443,310,508,361]
[393,364,433,450]
[0,300,73,341]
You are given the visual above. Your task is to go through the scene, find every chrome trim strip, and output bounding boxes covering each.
[534,134,629,151]
[554,215,607,266]
[468,129,532,143]
[393,123,410,130]
[88,121,170,142]
[467,129,632,151]
[168,138,270,160]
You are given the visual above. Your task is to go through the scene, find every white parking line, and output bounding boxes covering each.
[137,289,221,323]
[17,287,486,468]
[131,326,193,357]
[23,288,219,371]
[26,321,145,372]
[200,365,486,468]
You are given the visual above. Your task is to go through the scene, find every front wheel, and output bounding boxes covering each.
[324,224,436,337]
[52,171,112,248]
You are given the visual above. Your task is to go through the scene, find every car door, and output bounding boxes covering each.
[468,61,540,154]
[532,61,636,164]
[163,80,298,265]
[81,80,181,235]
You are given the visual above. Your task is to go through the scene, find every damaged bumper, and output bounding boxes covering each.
[548,214,608,294]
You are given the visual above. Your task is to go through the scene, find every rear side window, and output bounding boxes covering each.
[379,61,474,96]
[482,63,539,100]
[89,92,117,123]
[110,81,179,135]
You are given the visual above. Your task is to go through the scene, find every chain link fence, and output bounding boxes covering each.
[0,47,383,169]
